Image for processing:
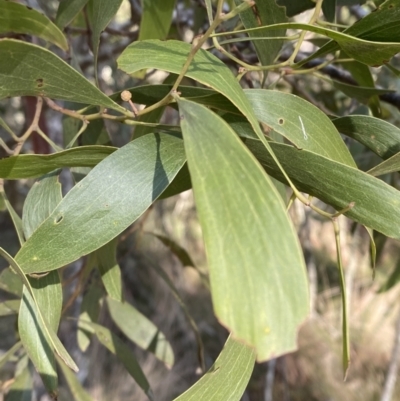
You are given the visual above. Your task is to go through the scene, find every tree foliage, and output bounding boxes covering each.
[1,0,400,399]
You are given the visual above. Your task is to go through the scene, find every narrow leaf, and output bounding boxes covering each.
[4,364,33,401]
[0,39,124,111]
[0,0,68,50]
[173,336,255,401]
[246,139,400,239]
[0,145,116,180]
[56,0,90,29]
[139,0,175,40]
[178,98,309,361]
[95,238,122,302]
[367,152,400,176]
[333,115,400,159]
[0,268,22,297]
[14,134,186,274]
[79,320,153,400]
[0,190,25,245]
[235,0,287,66]
[106,297,174,367]
[0,342,22,371]
[0,300,20,316]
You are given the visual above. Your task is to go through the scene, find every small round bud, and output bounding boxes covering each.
[121,90,132,102]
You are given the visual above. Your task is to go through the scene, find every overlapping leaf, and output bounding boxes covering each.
[0,39,124,111]
[0,0,68,50]
[178,98,308,361]
[139,0,175,40]
[14,134,186,274]
[56,0,90,29]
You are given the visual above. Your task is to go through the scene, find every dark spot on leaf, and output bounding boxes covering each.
[36,78,44,88]
[26,6,33,10]
[55,215,63,224]
[278,118,284,124]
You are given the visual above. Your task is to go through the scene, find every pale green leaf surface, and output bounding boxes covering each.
[15,134,186,274]
[0,40,124,111]
[246,139,400,239]
[0,300,20,316]
[139,0,175,40]
[22,172,63,332]
[79,320,153,400]
[173,336,255,401]
[245,89,356,166]
[95,238,122,302]
[333,115,400,159]
[0,145,116,179]
[56,0,90,29]
[178,98,309,361]
[18,287,58,395]
[235,0,287,66]
[106,297,174,367]
[0,0,68,50]
[0,248,78,373]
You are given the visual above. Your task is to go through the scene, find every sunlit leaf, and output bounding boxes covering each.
[0,300,20,316]
[0,0,68,50]
[0,146,116,180]
[0,39,125,111]
[178,98,309,361]
[173,336,255,401]
[14,134,186,274]
[106,297,174,367]
[367,152,400,176]
[95,238,122,302]
[0,268,23,297]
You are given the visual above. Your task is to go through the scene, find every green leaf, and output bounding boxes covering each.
[225,22,400,66]
[139,0,175,40]
[90,0,124,81]
[379,257,400,292]
[298,0,400,65]
[18,287,58,395]
[245,139,400,239]
[245,89,356,166]
[322,0,336,22]
[276,0,315,17]
[5,364,32,401]
[0,190,25,245]
[57,355,93,401]
[79,320,153,400]
[22,172,63,332]
[106,297,174,367]
[178,98,309,361]
[0,342,22,371]
[0,300,20,316]
[235,0,287,67]
[22,172,63,239]
[0,145,116,180]
[15,134,186,274]
[367,152,400,176]
[0,0,68,50]
[173,336,255,401]
[0,268,22,297]
[56,0,90,29]
[0,249,78,373]
[332,80,394,104]
[0,39,124,111]
[77,285,102,352]
[95,238,122,302]
[332,115,400,159]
